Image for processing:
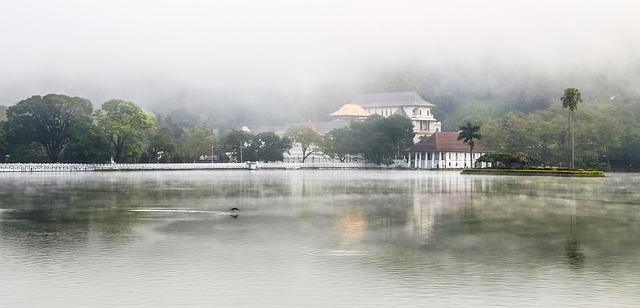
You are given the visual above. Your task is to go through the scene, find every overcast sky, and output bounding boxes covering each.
[1,0,638,109]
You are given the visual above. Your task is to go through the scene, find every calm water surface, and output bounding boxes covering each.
[0,170,639,307]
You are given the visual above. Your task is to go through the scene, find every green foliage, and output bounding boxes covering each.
[561,88,583,168]
[221,130,254,162]
[144,126,177,163]
[330,115,414,165]
[253,132,291,162]
[0,126,6,157]
[95,99,154,162]
[328,126,361,162]
[4,94,93,162]
[476,98,640,169]
[477,152,532,168]
[62,118,112,163]
[561,88,582,112]
[285,125,324,163]
[5,142,47,163]
[457,122,482,167]
[0,105,7,122]
[462,168,604,177]
[177,123,215,162]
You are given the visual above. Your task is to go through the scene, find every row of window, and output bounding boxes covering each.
[367,107,432,117]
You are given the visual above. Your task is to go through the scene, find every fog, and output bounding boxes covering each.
[1,0,639,127]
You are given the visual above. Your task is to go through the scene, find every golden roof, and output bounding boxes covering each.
[329,104,371,117]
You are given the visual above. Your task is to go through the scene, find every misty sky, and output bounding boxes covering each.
[1,0,638,112]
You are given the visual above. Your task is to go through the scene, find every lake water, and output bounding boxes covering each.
[0,170,638,307]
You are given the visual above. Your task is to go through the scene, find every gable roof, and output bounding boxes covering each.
[350,91,435,108]
[407,132,492,153]
[392,107,410,118]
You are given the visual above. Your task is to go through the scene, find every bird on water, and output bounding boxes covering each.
[230,207,240,212]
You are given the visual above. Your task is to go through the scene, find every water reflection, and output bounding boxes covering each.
[566,186,586,267]
[0,171,639,307]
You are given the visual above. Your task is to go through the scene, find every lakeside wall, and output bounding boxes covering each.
[0,162,410,172]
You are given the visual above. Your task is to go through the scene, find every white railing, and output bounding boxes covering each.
[0,162,411,172]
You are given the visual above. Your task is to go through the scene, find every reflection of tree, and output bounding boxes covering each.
[566,239,585,267]
[566,185,585,267]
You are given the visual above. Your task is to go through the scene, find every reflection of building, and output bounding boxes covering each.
[406,174,483,242]
[407,132,492,169]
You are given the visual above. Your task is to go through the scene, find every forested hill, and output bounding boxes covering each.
[152,53,640,132]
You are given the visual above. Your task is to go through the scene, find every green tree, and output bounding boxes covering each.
[359,115,414,165]
[254,132,291,162]
[457,121,482,168]
[0,126,6,160]
[221,130,254,162]
[329,115,414,165]
[177,123,215,162]
[561,88,582,168]
[5,142,47,162]
[285,125,323,163]
[4,94,93,162]
[378,114,415,158]
[145,126,177,162]
[0,105,7,122]
[62,119,112,163]
[329,126,362,162]
[95,100,154,162]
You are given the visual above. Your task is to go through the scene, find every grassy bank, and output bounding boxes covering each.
[461,168,605,177]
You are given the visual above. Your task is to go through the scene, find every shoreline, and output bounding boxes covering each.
[461,168,606,177]
[0,162,409,172]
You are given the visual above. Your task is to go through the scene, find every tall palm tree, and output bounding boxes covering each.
[561,88,582,169]
[457,122,482,168]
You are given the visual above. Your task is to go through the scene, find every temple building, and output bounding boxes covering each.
[406,132,492,169]
[332,91,441,142]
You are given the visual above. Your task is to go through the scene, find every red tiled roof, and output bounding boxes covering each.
[407,132,492,152]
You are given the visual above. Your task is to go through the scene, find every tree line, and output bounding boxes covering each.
[0,94,416,165]
[478,92,640,170]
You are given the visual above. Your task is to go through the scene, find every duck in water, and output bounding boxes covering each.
[230,207,240,218]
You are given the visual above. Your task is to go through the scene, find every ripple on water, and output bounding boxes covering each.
[305,249,370,257]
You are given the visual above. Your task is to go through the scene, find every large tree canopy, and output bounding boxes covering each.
[95,99,154,162]
[331,115,414,165]
[285,125,324,163]
[253,132,291,162]
[4,94,93,162]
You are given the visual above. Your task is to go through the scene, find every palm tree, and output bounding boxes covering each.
[457,122,482,168]
[561,88,582,169]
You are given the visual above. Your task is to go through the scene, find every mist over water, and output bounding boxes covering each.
[0,170,639,307]
[1,0,639,125]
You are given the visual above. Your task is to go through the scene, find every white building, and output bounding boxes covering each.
[346,92,441,143]
[407,132,492,169]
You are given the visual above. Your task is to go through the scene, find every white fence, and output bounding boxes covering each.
[0,162,411,172]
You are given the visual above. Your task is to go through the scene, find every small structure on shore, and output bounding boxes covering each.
[406,132,492,169]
